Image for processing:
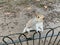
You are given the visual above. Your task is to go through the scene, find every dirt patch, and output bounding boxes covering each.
[0,0,60,45]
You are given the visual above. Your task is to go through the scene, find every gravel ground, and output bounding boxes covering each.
[0,0,60,45]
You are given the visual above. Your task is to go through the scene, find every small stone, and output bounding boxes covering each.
[11,27,14,29]
[6,24,8,25]
[10,32,13,34]
[56,21,59,23]
[4,12,11,15]
[14,22,18,25]
[44,5,48,9]
[27,7,32,10]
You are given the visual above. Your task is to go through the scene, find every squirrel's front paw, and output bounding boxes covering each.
[36,29,43,32]
[23,31,28,33]
[23,30,30,33]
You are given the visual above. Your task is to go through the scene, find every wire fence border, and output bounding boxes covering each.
[0,26,60,45]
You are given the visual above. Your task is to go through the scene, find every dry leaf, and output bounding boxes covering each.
[4,12,11,15]
[44,5,48,9]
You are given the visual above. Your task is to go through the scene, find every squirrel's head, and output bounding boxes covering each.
[32,10,44,21]
[37,15,44,19]
[36,15,44,22]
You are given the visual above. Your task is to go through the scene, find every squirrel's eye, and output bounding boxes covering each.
[37,16,40,18]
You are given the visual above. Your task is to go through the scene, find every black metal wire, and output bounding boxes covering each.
[52,32,60,45]
[2,36,16,45]
[43,28,54,45]
[38,31,41,45]
[48,29,54,45]
[18,33,29,45]
[0,26,60,45]
[33,31,37,45]
[33,31,41,45]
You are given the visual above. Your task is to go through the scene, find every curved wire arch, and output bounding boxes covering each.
[2,36,16,45]
[18,33,29,45]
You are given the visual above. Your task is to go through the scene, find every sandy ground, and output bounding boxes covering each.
[0,0,60,45]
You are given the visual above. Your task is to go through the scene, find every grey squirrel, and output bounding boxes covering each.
[23,11,44,33]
